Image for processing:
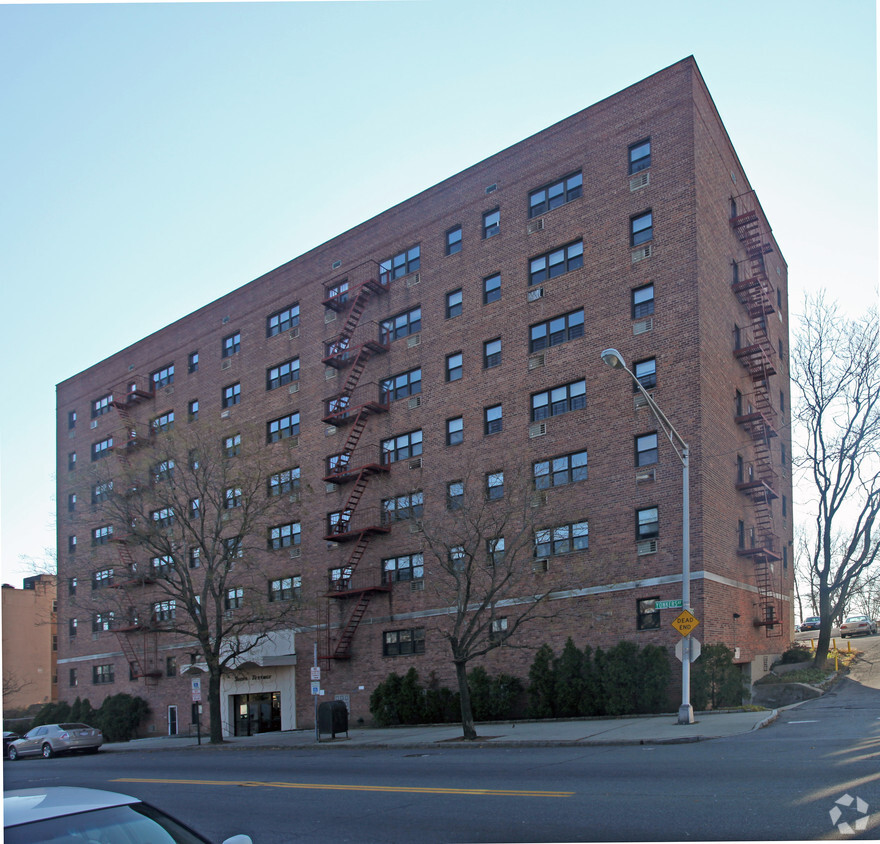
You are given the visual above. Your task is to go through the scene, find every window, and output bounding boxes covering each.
[189,547,201,568]
[222,332,241,357]
[91,437,113,461]
[637,507,659,539]
[267,303,300,337]
[446,225,462,255]
[267,358,300,390]
[632,284,655,318]
[530,380,586,421]
[484,405,503,435]
[383,628,425,657]
[528,171,582,217]
[384,553,424,583]
[225,434,241,457]
[634,358,657,390]
[629,139,651,174]
[529,241,583,286]
[329,566,353,590]
[91,481,112,504]
[482,208,500,238]
[68,618,77,638]
[268,467,300,496]
[222,383,241,408]
[68,577,77,595]
[91,394,113,418]
[636,433,659,466]
[379,244,420,282]
[92,525,113,545]
[67,493,76,513]
[447,480,463,510]
[92,612,115,632]
[151,555,173,576]
[92,568,114,589]
[488,537,505,564]
[382,430,423,464]
[483,273,501,304]
[268,413,300,443]
[486,471,504,500]
[483,338,502,369]
[68,535,77,553]
[166,656,177,678]
[446,352,463,382]
[225,588,243,610]
[70,667,78,688]
[529,309,584,352]
[446,416,463,446]
[380,307,421,342]
[68,452,77,471]
[151,364,174,389]
[152,411,174,432]
[93,664,114,684]
[534,521,589,557]
[637,597,661,630]
[153,600,176,622]
[446,289,462,319]
[151,507,175,528]
[382,491,424,522]
[631,211,653,246]
[188,400,199,421]
[269,576,301,602]
[533,450,588,489]
[490,617,509,642]
[381,368,422,402]
[188,351,199,373]
[224,487,242,509]
[450,546,466,568]
[68,410,77,430]
[269,521,301,549]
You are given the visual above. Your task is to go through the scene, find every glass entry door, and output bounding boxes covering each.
[233,692,281,736]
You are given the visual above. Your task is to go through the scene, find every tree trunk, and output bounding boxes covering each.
[813,588,833,666]
[208,666,224,744]
[454,660,477,740]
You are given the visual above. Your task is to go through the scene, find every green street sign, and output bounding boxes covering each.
[655,599,683,610]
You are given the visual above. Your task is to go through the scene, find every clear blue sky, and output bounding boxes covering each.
[1,0,877,585]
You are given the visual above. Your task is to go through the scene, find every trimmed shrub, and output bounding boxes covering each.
[29,701,71,729]
[468,667,522,721]
[635,645,671,714]
[601,641,642,716]
[93,694,149,742]
[554,638,586,718]
[779,645,812,664]
[526,644,556,718]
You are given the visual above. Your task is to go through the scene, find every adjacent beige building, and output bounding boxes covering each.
[2,575,58,711]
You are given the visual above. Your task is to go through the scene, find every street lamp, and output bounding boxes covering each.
[600,348,694,725]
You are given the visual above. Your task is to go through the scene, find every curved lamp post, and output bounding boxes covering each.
[600,348,694,725]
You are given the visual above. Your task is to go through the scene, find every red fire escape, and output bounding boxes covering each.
[731,193,783,637]
[107,377,163,679]
[320,264,392,660]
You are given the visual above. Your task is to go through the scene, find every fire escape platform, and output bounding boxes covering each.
[323,463,388,485]
[323,340,389,369]
[322,278,386,311]
[734,411,778,438]
[322,401,388,426]
[736,546,782,562]
[734,345,777,377]
[324,584,391,600]
[323,525,391,543]
[735,479,779,499]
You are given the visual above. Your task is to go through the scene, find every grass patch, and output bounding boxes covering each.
[756,667,831,686]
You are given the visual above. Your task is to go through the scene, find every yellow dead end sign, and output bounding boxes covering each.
[671,610,700,636]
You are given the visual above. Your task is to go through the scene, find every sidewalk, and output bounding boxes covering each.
[103,708,778,753]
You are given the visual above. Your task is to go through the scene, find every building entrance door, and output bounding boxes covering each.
[168,705,178,736]
[233,692,281,736]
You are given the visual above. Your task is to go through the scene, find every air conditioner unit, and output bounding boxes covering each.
[287,436,299,448]
[636,468,656,483]
[527,218,545,234]
[325,426,337,436]
[409,457,422,470]
[410,580,425,592]
[530,491,547,507]
[325,368,337,380]
[532,558,549,573]
[325,483,336,493]
[633,317,654,335]
[289,327,300,339]
[221,360,231,370]
[527,287,544,302]
[220,410,230,419]
[407,333,421,348]
[406,273,421,287]
[324,310,336,323]
[288,383,299,394]
[629,172,650,191]
[528,354,545,371]
[408,396,421,409]
[631,245,653,264]
[529,422,547,438]
[289,548,301,558]
[637,539,658,556]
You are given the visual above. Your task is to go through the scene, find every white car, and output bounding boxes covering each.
[840,615,878,638]
[4,787,252,844]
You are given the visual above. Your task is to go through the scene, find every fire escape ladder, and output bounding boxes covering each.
[330,592,374,660]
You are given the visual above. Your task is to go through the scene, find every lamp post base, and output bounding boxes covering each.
[678,704,694,725]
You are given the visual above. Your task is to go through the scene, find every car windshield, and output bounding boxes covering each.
[845,616,866,623]
[58,724,92,730]
[5,804,206,844]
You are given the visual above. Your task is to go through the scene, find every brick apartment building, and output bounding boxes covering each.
[55,57,793,737]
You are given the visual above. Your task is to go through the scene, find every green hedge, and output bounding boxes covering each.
[29,694,150,742]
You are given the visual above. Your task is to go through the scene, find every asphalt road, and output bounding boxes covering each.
[6,638,880,843]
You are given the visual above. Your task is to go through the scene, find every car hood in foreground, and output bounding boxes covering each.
[4,787,138,828]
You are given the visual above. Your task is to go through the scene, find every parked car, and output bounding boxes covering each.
[3,731,21,758]
[4,786,252,844]
[6,723,102,760]
[840,615,878,638]
[800,616,822,632]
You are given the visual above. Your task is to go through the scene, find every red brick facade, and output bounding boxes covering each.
[55,57,792,735]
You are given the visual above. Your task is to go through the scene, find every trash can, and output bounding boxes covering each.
[317,700,349,740]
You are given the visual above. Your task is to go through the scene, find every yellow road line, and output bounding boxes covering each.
[112,777,573,798]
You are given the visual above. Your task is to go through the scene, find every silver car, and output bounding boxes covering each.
[4,787,252,843]
[7,723,102,759]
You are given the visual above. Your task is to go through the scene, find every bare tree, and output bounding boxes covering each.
[415,466,556,740]
[792,294,880,663]
[90,421,302,743]
[3,669,33,702]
